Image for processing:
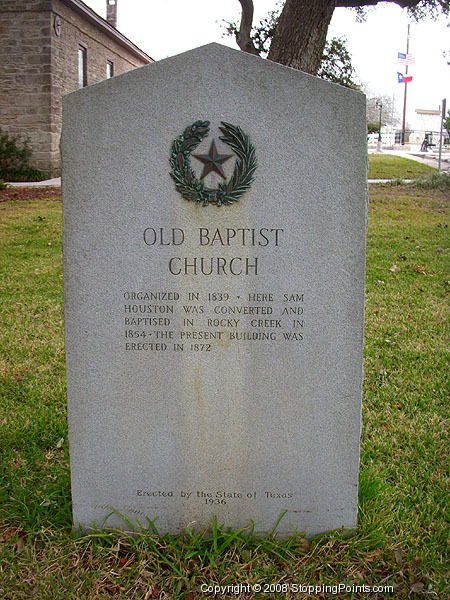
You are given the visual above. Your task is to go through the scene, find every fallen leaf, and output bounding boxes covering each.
[394,548,403,565]
[296,536,310,552]
[410,581,425,593]
[413,265,426,273]
[390,265,400,273]
[118,557,127,567]
[393,404,401,409]
[16,535,27,552]
[409,557,423,569]
[56,437,64,448]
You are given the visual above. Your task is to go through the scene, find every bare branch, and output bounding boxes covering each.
[335,0,420,7]
[236,0,260,55]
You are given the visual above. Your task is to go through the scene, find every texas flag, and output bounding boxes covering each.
[398,72,413,83]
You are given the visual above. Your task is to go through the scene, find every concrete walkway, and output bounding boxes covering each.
[6,177,61,187]
[368,178,412,184]
[370,148,450,170]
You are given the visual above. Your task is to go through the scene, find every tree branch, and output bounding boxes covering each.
[335,0,420,7]
[236,0,260,55]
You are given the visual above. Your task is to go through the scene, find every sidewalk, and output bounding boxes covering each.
[6,177,61,187]
[368,178,412,184]
[370,147,450,170]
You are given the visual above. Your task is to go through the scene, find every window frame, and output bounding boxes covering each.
[78,43,87,88]
[106,59,114,79]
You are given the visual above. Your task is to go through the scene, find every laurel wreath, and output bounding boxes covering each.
[169,120,257,207]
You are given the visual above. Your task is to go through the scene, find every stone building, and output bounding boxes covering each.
[413,108,442,133]
[0,0,152,176]
[407,107,447,146]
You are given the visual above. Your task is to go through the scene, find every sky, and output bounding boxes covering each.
[83,0,450,128]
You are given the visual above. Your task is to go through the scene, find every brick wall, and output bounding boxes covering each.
[0,0,53,172]
[0,0,150,176]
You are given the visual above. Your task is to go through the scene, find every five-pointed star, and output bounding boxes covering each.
[193,140,233,179]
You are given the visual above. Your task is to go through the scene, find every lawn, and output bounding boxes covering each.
[0,186,449,599]
[368,155,436,179]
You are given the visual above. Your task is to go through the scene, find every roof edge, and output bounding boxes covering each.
[58,0,153,63]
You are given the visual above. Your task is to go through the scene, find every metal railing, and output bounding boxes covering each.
[368,129,449,148]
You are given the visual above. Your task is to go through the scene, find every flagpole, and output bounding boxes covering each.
[401,24,410,145]
[438,99,446,174]
[391,92,395,145]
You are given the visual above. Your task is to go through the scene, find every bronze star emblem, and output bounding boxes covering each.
[193,140,233,179]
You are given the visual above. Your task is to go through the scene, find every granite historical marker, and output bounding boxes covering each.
[62,43,367,538]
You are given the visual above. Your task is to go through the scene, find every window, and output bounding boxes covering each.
[106,60,114,79]
[78,45,87,88]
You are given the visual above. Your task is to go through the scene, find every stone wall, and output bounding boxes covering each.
[0,1,53,172]
[50,0,150,174]
[0,0,150,176]
[0,1,52,11]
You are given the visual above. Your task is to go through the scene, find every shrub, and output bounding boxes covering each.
[411,171,450,191]
[0,130,49,181]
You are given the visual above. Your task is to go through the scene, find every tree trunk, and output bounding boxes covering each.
[267,0,336,75]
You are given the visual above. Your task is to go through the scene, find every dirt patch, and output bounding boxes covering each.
[0,187,61,203]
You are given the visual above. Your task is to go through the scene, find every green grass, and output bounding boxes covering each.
[412,171,450,191]
[368,155,436,179]
[0,188,449,598]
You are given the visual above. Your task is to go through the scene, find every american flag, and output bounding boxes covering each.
[398,52,415,65]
